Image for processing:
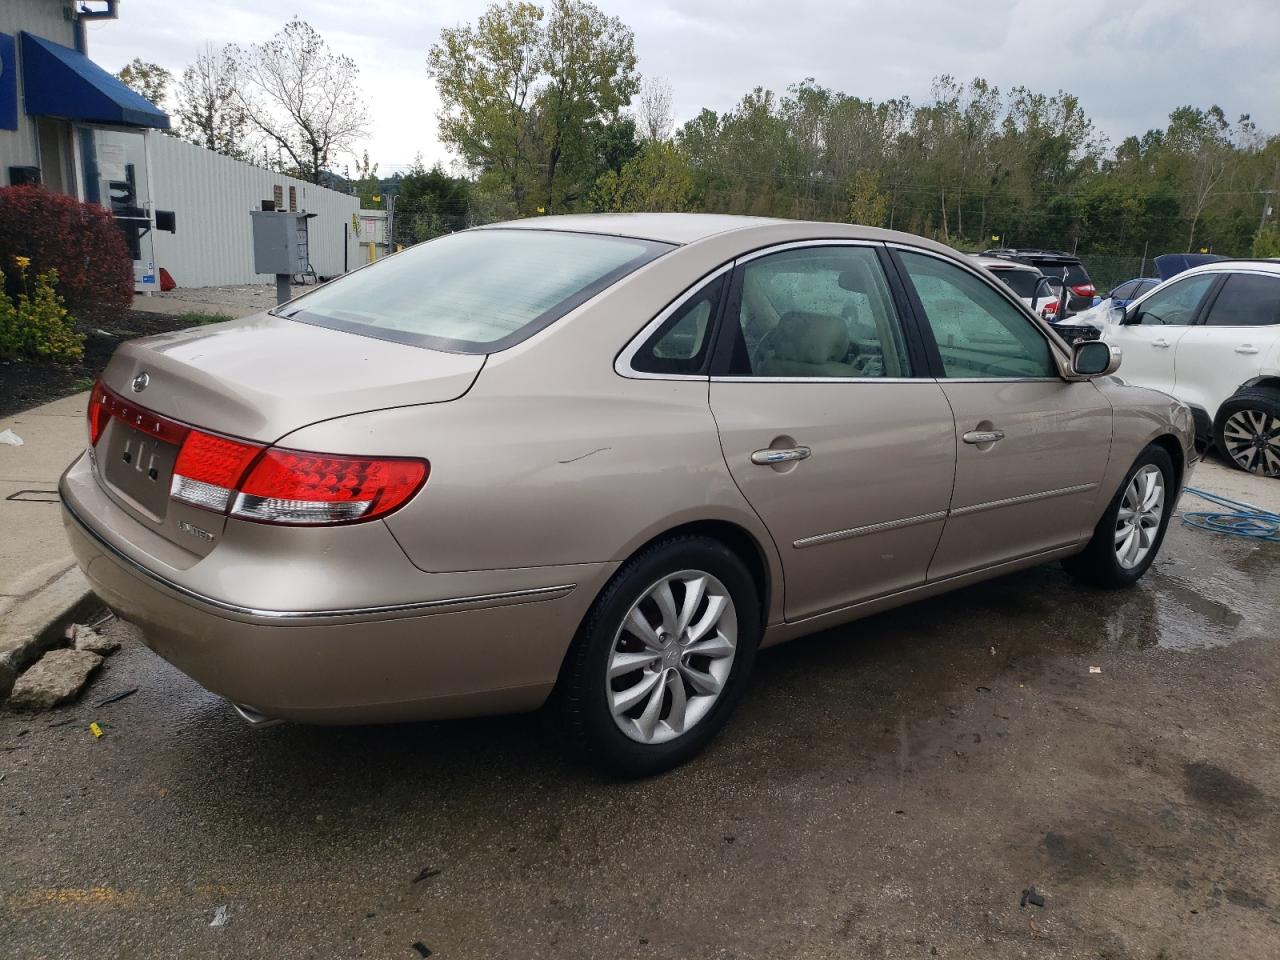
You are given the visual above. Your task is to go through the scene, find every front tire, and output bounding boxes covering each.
[1214,388,1280,477]
[1062,444,1176,588]
[553,536,761,777]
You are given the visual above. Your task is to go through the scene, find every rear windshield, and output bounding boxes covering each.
[279,228,672,353]
[991,268,1040,298]
[1030,259,1090,286]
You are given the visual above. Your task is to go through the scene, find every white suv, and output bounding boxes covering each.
[1104,260,1280,476]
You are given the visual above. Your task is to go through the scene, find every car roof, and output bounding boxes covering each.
[970,255,1039,272]
[479,213,969,255]
[982,247,1081,262]
[1173,259,1280,280]
[479,213,793,245]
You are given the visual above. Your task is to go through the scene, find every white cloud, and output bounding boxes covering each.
[86,0,1280,169]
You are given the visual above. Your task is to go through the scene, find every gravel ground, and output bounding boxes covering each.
[2,494,1278,959]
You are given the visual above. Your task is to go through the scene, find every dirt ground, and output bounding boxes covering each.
[2,475,1278,958]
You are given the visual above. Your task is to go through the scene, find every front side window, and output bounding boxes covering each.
[1204,273,1280,327]
[281,228,671,353]
[1132,273,1216,326]
[631,275,725,375]
[898,250,1056,379]
[722,246,910,378]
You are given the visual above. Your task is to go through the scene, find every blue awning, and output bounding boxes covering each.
[20,33,169,129]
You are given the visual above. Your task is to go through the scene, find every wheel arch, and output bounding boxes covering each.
[1239,375,1280,397]
[1148,432,1186,491]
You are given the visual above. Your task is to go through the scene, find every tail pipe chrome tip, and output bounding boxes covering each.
[230,701,286,728]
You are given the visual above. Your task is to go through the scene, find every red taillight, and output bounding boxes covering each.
[87,380,109,446]
[231,448,428,525]
[170,430,265,512]
[1070,284,1095,297]
[89,379,427,526]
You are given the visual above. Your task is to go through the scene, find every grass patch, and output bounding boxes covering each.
[179,311,236,326]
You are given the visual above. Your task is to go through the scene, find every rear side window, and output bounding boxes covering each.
[722,245,911,378]
[1111,281,1137,300]
[1204,273,1280,327]
[991,269,1039,299]
[281,229,671,353]
[899,251,1056,379]
[631,275,725,375]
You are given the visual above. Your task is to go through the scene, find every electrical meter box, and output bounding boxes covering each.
[250,210,311,276]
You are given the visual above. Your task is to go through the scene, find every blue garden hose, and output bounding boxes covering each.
[1181,487,1280,542]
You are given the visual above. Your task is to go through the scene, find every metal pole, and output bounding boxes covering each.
[1139,239,1149,279]
[275,273,291,306]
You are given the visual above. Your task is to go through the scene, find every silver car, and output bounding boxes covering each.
[62,214,1195,775]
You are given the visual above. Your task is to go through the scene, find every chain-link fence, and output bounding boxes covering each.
[1071,254,1159,295]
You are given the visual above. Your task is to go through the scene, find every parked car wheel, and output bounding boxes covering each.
[553,536,761,777]
[1214,388,1280,478]
[1062,445,1176,588]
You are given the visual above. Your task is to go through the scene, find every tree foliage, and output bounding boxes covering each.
[232,18,370,184]
[115,58,171,109]
[592,142,695,212]
[174,45,253,161]
[428,0,638,215]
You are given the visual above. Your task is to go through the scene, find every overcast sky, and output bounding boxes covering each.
[88,0,1280,175]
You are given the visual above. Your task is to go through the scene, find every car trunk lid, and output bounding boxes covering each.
[92,313,483,554]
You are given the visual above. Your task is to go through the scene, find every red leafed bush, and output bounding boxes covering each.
[0,185,133,316]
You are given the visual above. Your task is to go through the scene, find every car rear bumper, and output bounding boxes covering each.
[60,456,616,723]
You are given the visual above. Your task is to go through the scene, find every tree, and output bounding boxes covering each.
[1165,106,1235,251]
[115,58,172,109]
[394,159,473,243]
[353,151,381,208]
[592,142,695,212]
[232,18,370,184]
[174,45,252,160]
[428,2,545,213]
[427,0,638,215]
[846,169,888,227]
[635,76,674,142]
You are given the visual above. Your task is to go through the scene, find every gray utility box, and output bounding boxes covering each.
[250,210,311,276]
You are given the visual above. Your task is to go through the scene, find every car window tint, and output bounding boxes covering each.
[1133,274,1216,326]
[1111,281,1136,300]
[992,269,1038,299]
[281,229,671,353]
[724,246,910,378]
[1204,273,1280,327]
[631,275,725,375]
[899,251,1056,379]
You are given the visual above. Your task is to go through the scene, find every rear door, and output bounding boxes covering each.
[708,242,956,621]
[1174,271,1280,417]
[892,247,1113,580]
[1105,272,1219,397]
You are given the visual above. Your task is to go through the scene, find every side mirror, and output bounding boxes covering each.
[1113,303,1134,325]
[1070,339,1121,379]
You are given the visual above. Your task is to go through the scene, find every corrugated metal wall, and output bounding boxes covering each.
[148,134,360,288]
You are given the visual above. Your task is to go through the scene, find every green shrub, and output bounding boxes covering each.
[0,264,85,364]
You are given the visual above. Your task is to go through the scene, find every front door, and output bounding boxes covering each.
[893,249,1114,579]
[709,243,956,621]
[1104,271,1219,396]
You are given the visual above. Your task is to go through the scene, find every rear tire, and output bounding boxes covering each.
[1214,388,1280,478]
[1062,445,1175,588]
[552,536,761,777]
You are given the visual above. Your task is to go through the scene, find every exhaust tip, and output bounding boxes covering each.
[230,701,286,728]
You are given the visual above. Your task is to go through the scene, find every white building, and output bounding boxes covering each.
[1,0,359,290]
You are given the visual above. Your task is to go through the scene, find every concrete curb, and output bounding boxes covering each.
[0,565,103,702]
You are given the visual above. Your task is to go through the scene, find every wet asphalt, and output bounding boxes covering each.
[2,519,1278,959]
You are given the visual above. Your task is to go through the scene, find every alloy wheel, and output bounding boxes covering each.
[1115,464,1165,569]
[606,570,738,745]
[1222,409,1280,477]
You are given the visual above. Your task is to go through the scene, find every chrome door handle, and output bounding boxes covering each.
[1235,344,1259,355]
[751,446,811,465]
[1151,338,1171,348]
[962,430,1006,445]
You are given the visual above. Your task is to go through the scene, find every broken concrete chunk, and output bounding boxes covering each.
[0,632,71,697]
[7,649,104,711]
[68,624,121,656]
[0,659,14,702]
